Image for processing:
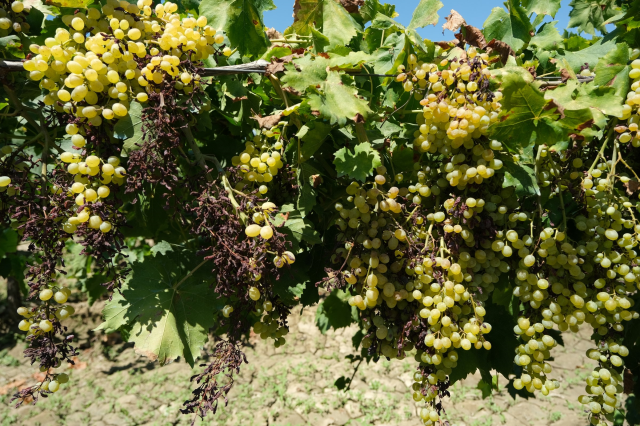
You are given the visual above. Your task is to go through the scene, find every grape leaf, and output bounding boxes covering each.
[483,0,532,53]
[334,141,382,182]
[306,72,372,126]
[49,0,92,8]
[407,0,443,30]
[316,289,357,333]
[490,73,563,152]
[501,158,540,197]
[199,0,274,57]
[286,0,360,48]
[521,0,560,18]
[297,121,332,161]
[544,80,623,126]
[96,243,219,367]
[80,275,108,306]
[370,32,409,75]
[114,101,144,155]
[593,41,630,101]
[529,21,563,51]
[391,143,414,173]
[281,58,329,93]
[567,0,619,35]
[272,205,322,247]
[360,0,397,23]
[0,228,18,258]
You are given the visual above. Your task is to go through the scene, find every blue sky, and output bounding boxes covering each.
[262,0,592,41]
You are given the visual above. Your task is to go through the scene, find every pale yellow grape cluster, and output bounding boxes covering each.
[580,344,628,423]
[0,0,30,35]
[23,0,226,125]
[231,138,285,194]
[17,291,72,395]
[618,59,640,147]
[58,150,124,234]
[397,48,503,189]
[17,287,75,335]
[332,166,500,408]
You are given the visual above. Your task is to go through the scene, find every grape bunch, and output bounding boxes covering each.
[232,136,285,194]
[23,0,226,130]
[0,0,30,36]
[58,150,125,234]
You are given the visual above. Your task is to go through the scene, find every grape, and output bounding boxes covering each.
[39,288,53,301]
[39,319,53,332]
[0,176,10,187]
[53,291,68,304]
[245,224,261,237]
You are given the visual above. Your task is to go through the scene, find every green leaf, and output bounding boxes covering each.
[391,143,414,173]
[316,289,357,333]
[0,228,18,258]
[521,0,560,18]
[544,80,623,125]
[483,1,532,53]
[593,42,630,101]
[80,275,108,306]
[529,21,563,51]
[50,0,92,8]
[272,206,322,246]
[501,158,540,197]
[96,244,219,367]
[407,0,443,30]
[490,73,563,152]
[334,141,382,182]
[286,0,360,48]
[306,72,372,126]
[297,121,332,161]
[114,101,144,155]
[199,0,274,57]
[556,37,616,73]
[370,32,408,75]
[360,0,396,23]
[567,0,620,35]
[297,162,320,217]
[281,57,329,93]
[310,26,330,53]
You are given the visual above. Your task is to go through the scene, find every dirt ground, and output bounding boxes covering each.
[0,296,609,426]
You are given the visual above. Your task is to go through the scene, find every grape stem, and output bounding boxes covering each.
[268,75,290,109]
[534,145,544,218]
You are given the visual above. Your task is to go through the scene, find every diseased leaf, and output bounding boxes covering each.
[281,57,329,93]
[96,244,219,367]
[200,0,274,57]
[482,1,532,53]
[115,101,144,155]
[334,141,382,182]
[407,0,443,30]
[306,72,372,126]
[544,80,623,126]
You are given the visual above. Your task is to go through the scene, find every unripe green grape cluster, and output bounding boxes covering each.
[58,151,124,234]
[23,0,226,124]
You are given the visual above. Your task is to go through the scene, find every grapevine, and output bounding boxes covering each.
[1,0,640,424]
